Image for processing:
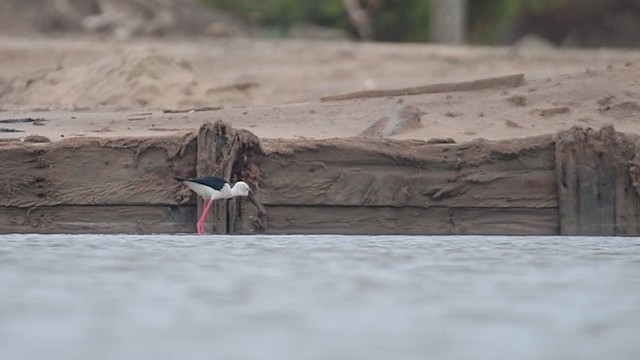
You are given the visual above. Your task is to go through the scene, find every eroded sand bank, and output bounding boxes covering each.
[1,37,640,234]
[2,121,640,235]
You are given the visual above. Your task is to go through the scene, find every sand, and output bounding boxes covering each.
[1,35,640,143]
[3,35,640,235]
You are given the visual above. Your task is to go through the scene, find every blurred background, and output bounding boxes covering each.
[1,0,640,48]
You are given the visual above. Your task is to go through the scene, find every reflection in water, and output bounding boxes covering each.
[1,235,640,360]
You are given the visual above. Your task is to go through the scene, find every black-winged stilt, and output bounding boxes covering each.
[175,176,258,235]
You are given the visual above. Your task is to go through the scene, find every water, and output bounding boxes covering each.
[1,235,640,360]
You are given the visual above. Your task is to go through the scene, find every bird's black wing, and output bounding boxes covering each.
[175,176,228,191]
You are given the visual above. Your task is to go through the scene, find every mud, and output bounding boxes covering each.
[0,134,196,208]
[2,122,640,235]
[255,134,558,235]
[1,36,640,235]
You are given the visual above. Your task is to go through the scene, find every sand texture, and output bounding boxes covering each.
[2,36,640,234]
[1,36,639,144]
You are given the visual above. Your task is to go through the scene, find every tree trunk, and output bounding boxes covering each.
[430,0,466,44]
[342,0,374,41]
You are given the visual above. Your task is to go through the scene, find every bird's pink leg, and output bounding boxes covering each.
[198,202,209,234]
[198,199,215,235]
[197,199,211,234]
[196,201,204,234]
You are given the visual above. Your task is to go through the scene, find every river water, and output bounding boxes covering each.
[1,235,639,360]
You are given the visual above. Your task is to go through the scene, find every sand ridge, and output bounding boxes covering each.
[2,49,259,109]
[0,36,639,143]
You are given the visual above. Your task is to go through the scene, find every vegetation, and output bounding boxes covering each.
[200,0,620,43]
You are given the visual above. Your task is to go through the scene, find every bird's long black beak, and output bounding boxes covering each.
[247,191,259,208]
[246,191,266,216]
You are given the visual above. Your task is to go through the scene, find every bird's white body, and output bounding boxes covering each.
[181,180,251,200]
[182,180,231,200]
[176,177,254,235]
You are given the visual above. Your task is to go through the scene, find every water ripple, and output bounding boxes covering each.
[1,235,640,360]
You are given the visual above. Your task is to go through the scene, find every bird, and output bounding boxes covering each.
[174,176,258,235]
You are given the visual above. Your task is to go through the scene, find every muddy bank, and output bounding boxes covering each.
[3,64,640,145]
[2,36,639,235]
[2,122,639,235]
[0,134,197,233]
[257,134,557,235]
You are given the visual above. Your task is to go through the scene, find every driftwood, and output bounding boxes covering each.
[321,74,525,102]
[0,128,24,133]
[0,117,48,125]
[162,106,222,114]
[196,121,265,234]
[555,125,640,235]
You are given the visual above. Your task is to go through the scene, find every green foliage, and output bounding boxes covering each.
[372,1,430,42]
[200,0,618,43]
[202,0,431,40]
[467,0,628,43]
[463,0,535,43]
[202,0,349,33]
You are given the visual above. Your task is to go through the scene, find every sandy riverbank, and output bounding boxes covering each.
[1,36,639,143]
[2,36,640,235]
